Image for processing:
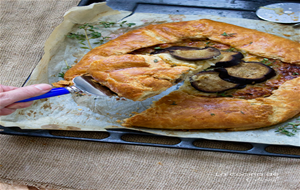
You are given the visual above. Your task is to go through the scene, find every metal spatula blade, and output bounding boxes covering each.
[73,75,116,97]
[17,75,116,103]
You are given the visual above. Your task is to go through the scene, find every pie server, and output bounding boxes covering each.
[17,75,116,103]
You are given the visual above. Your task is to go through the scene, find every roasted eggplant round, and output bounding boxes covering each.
[190,71,245,93]
[170,46,221,61]
[150,48,169,55]
[215,61,276,84]
[150,46,198,55]
[215,51,244,67]
[151,46,221,61]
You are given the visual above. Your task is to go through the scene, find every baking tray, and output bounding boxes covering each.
[1,0,300,158]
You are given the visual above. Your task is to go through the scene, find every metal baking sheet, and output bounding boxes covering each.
[1,0,300,158]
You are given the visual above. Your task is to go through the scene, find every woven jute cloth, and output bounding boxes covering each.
[1,0,300,189]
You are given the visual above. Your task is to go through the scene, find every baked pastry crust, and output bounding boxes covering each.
[123,77,300,130]
[64,19,300,130]
[88,54,191,101]
[65,19,300,80]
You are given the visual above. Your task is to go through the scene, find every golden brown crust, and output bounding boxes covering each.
[65,19,300,80]
[123,77,300,130]
[191,20,300,64]
[256,77,300,125]
[63,18,300,130]
[64,27,165,80]
[88,54,191,101]
[122,90,274,130]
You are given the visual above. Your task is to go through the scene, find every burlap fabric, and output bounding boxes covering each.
[1,0,300,189]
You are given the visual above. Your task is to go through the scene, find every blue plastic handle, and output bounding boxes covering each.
[17,87,70,103]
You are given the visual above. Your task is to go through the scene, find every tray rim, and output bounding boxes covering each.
[2,0,300,159]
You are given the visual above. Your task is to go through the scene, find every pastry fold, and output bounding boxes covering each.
[63,19,300,130]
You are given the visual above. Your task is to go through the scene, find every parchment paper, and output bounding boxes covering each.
[1,2,300,146]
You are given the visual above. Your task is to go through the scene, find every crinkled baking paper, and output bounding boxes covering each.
[1,2,300,146]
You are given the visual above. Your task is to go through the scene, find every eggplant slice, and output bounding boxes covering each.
[151,46,201,55]
[170,47,221,61]
[215,61,276,84]
[151,46,221,61]
[150,46,197,55]
[215,51,244,67]
[150,48,169,55]
[190,71,245,93]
